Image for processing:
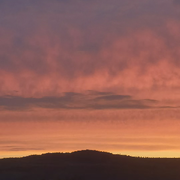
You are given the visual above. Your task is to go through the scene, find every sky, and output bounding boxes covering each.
[1,0,180,158]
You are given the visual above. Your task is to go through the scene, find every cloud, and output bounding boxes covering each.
[0,0,180,100]
[95,95,131,101]
[0,91,159,110]
[0,145,44,152]
[173,0,180,5]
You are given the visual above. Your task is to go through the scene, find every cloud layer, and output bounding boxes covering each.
[0,91,159,110]
[0,0,180,100]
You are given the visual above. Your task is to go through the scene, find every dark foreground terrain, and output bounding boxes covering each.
[0,150,180,180]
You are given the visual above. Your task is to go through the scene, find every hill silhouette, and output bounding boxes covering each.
[0,150,180,180]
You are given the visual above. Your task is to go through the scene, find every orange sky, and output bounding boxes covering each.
[1,108,180,158]
[0,0,180,158]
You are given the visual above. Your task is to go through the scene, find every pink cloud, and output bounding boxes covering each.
[0,0,179,102]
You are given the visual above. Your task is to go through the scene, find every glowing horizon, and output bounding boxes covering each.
[1,150,180,159]
[1,108,180,158]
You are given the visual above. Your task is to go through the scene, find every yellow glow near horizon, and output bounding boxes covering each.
[1,150,180,159]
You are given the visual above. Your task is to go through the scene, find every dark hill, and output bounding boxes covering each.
[0,150,180,180]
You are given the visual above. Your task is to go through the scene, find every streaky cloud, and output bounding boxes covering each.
[0,91,159,110]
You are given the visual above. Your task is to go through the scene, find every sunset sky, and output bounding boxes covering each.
[1,0,180,158]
